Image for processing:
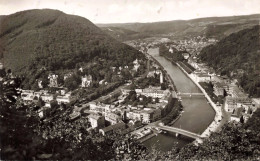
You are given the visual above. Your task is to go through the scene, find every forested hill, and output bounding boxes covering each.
[98,14,260,40]
[199,25,260,97]
[0,9,144,74]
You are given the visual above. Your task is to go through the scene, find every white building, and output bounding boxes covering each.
[56,94,74,104]
[88,114,105,129]
[48,74,58,87]
[82,75,92,87]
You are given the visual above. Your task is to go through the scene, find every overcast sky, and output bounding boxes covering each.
[0,0,259,23]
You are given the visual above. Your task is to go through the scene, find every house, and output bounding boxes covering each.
[141,110,154,124]
[82,75,92,87]
[169,47,173,53]
[182,53,190,59]
[230,107,243,122]
[88,114,105,129]
[105,112,120,125]
[56,94,75,104]
[127,111,142,121]
[147,70,161,77]
[48,74,58,87]
[21,90,35,101]
[69,111,80,120]
[133,59,140,71]
[38,80,43,89]
[64,73,72,80]
[99,122,126,135]
[225,96,252,112]
[41,94,54,103]
[140,109,161,124]
[121,89,131,95]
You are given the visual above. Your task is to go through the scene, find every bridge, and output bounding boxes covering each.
[177,92,205,97]
[151,123,203,141]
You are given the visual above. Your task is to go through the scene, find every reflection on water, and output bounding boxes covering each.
[143,48,215,152]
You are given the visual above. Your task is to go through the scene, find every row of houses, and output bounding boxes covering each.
[21,89,75,106]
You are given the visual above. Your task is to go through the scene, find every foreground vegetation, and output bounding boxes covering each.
[1,72,260,160]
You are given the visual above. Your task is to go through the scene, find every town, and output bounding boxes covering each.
[1,35,259,145]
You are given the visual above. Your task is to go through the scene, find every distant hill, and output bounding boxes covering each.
[0,9,144,75]
[100,27,150,41]
[97,14,260,40]
[199,25,260,97]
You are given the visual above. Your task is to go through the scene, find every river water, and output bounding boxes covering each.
[143,48,215,152]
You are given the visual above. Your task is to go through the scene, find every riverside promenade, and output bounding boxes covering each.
[176,63,224,140]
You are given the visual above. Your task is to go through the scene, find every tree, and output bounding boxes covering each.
[37,97,45,107]
[64,74,81,91]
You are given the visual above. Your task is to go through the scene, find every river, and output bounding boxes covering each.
[143,48,215,152]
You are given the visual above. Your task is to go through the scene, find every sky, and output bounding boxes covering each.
[0,0,259,23]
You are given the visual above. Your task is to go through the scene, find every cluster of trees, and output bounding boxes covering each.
[159,45,184,62]
[122,90,156,106]
[199,82,224,104]
[135,74,161,88]
[199,25,260,97]
[161,98,183,124]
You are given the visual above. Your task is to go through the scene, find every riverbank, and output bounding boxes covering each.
[176,62,223,139]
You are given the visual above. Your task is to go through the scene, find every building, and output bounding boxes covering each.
[21,90,35,101]
[38,80,43,89]
[82,75,92,87]
[213,82,225,96]
[48,74,58,87]
[252,98,260,108]
[88,114,105,129]
[41,94,54,103]
[133,59,140,71]
[99,122,126,135]
[225,96,252,112]
[140,109,161,124]
[229,86,248,98]
[105,112,120,125]
[135,87,170,99]
[121,89,131,95]
[230,107,243,122]
[147,70,161,77]
[64,73,72,80]
[127,111,142,121]
[182,53,190,59]
[194,73,211,82]
[56,94,75,104]
[69,111,81,120]
[140,110,153,124]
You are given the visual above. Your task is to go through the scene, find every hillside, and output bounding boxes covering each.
[97,14,260,40]
[100,27,149,41]
[199,25,260,97]
[0,9,145,86]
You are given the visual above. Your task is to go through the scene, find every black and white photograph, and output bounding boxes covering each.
[0,0,260,160]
